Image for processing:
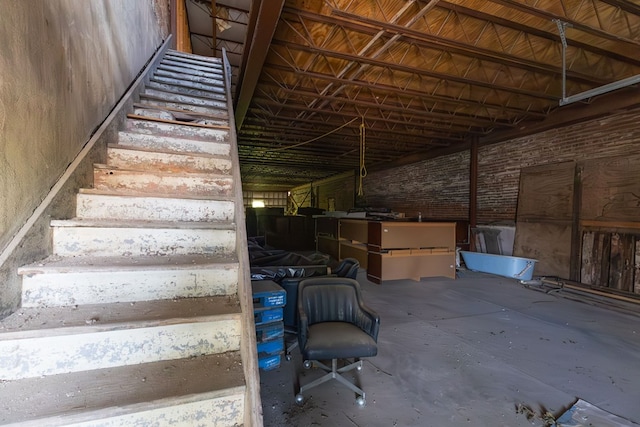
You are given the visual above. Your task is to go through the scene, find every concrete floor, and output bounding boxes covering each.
[259,269,640,427]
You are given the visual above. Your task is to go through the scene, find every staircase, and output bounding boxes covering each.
[0,49,262,426]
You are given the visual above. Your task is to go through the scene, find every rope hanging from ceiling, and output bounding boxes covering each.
[357,116,367,197]
[271,117,359,152]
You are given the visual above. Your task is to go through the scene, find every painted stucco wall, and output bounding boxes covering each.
[0,0,166,314]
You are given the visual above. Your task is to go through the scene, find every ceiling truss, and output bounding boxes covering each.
[183,0,640,190]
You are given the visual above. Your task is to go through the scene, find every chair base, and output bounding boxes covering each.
[284,326,298,361]
[296,358,367,406]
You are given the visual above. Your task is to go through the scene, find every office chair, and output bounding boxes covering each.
[281,259,360,360]
[333,257,360,279]
[295,277,380,406]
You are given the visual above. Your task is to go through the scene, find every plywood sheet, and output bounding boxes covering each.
[517,161,575,221]
[514,162,575,279]
[514,222,571,278]
[581,154,640,222]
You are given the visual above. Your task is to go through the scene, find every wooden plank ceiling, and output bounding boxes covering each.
[190,0,640,191]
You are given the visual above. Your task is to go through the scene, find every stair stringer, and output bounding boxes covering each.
[220,48,264,427]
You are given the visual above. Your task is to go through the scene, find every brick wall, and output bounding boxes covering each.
[363,106,640,224]
[290,171,356,212]
[364,151,469,220]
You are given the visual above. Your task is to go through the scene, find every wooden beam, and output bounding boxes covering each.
[234,0,285,129]
[170,0,177,49]
[482,85,640,145]
[176,0,192,53]
[211,0,217,57]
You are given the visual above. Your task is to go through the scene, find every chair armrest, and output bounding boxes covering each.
[356,302,380,341]
[297,308,310,349]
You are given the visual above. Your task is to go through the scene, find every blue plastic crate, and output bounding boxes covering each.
[254,306,283,326]
[252,280,286,308]
[258,353,282,371]
[257,337,284,355]
[255,321,284,343]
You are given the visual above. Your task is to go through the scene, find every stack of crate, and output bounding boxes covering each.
[252,280,286,371]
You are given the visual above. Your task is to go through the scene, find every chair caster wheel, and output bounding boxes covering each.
[356,396,366,406]
[295,393,304,405]
[303,360,312,369]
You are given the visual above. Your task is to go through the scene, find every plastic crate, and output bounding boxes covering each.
[252,280,286,308]
[257,337,284,355]
[258,353,282,371]
[254,306,283,326]
[255,321,284,343]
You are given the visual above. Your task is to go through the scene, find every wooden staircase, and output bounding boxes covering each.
[0,49,262,426]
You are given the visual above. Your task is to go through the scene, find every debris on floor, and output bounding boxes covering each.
[555,399,639,427]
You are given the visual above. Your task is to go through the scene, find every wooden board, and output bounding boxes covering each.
[339,219,368,243]
[516,161,575,221]
[608,233,635,292]
[367,221,456,251]
[317,235,340,260]
[580,231,611,286]
[514,222,572,278]
[635,240,640,294]
[339,241,368,269]
[367,251,456,284]
[315,217,339,237]
[581,154,640,222]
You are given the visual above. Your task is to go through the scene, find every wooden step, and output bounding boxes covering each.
[146,80,227,101]
[131,107,229,127]
[76,191,234,222]
[0,297,241,380]
[117,130,230,155]
[19,254,239,307]
[166,49,224,66]
[151,75,226,95]
[143,87,227,110]
[163,56,224,71]
[160,58,224,75]
[0,352,244,426]
[125,116,229,140]
[50,218,236,257]
[156,63,223,82]
[138,95,229,118]
[93,164,234,197]
[155,68,225,88]
[107,144,232,175]
[133,101,228,124]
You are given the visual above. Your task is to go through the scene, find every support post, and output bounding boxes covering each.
[469,136,478,251]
